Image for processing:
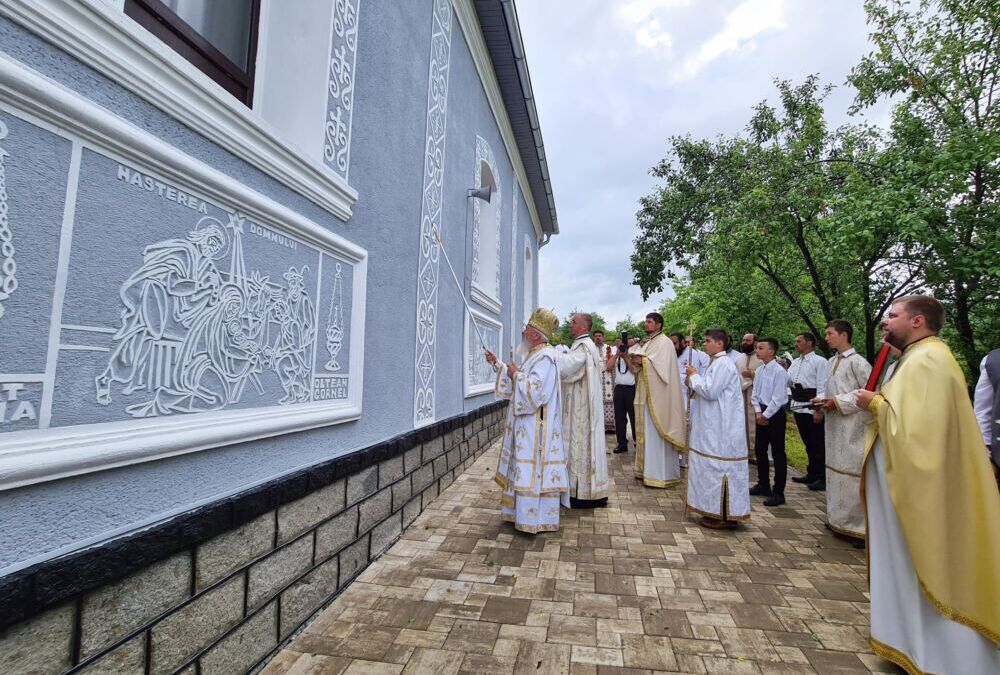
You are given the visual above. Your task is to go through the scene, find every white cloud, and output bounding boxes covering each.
[619,0,693,25]
[677,0,787,80]
[618,0,691,52]
[635,18,673,49]
[516,0,887,327]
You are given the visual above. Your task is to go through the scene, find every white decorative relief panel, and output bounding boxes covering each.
[323,0,361,180]
[412,0,453,428]
[0,56,367,490]
[465,309,501,397]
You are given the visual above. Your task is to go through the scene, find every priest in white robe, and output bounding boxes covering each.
[813,320,870,545]
[856,296,1000,674]
[685,329,750,529]
[671,332,709,410]
[555,313,610,507]
[487,308,569,534]
[629,312,686,488]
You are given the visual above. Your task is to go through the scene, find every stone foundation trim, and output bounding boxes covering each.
[0,403,506,675]
[0,401,506,632]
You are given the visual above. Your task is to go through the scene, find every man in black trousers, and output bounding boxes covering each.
[749,338,790,506]
[788,332,829,490]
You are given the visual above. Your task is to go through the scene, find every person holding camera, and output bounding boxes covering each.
[788,332,828,491]
[609,334,638,454]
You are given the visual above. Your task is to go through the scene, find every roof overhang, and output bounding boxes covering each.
[474,0,559,238]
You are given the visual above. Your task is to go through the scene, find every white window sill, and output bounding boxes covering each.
[0,0,358,221]
[471,283,502,315]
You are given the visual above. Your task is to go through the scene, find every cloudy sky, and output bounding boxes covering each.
[517,0,891,328]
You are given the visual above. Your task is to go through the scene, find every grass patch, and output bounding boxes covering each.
[785,420,807,470]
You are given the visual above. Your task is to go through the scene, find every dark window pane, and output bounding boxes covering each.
[125,0,260,106]
[162,0,254,70]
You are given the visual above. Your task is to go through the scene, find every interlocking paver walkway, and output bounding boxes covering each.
[262,438,901,674]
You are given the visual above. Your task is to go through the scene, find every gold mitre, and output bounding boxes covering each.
[528,307,559,340]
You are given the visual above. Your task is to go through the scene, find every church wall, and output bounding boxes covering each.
[0,0,545,665]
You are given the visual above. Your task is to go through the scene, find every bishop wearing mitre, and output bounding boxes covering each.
[629,312,686,488]
[486,308,569,534]
[554,312,609,507]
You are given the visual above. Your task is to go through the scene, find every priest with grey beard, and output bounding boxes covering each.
[554,312,609,508]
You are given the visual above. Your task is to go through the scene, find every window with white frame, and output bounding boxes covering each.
[124,0,261,106]
[0,0,359,219]
[470,136,502,314]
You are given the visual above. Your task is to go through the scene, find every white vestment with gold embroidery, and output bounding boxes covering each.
[820,350,871,538]
[494,345,569,533]
[686,355,750,520]
[555,336,609,500]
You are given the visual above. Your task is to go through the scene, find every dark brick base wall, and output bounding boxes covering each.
[0,403,507,675]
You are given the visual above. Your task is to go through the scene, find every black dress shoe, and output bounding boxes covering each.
[763,493,785,507]
[807,479,826,491]
[613,447,628,454]
[748,484,772,496]
[792,475,814,484]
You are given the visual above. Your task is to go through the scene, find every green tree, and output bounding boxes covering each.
[658,262,809,351]
[552,310,607,346]
[632,77,918,359]
[612,316,646,345]
[849,0,1000,375]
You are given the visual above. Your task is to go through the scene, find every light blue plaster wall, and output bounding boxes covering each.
[0,1,542,573]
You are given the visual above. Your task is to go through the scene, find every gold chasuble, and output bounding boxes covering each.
[863,337,1000,658]
[631,332,686,487]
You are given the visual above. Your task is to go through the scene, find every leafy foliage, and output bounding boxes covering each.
[848,0,1000,373]
[632,0,1000,379]
[552,310,608,346]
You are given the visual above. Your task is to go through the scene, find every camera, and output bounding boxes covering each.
[620,331,629,348]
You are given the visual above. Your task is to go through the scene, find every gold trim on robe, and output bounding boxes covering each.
[861,336,1000,647]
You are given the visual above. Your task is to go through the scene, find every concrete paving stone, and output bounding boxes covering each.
[259,441,887,675]
[574,592,620,619]
[801,648,869,674]
[459,652,517,674]
[620,635,678,670]
[701,656,763,674]
[478,596,532,625]
[513,641,571,675]
[546,614,597,646]
[640,607,693,639]
[442,619,500,655]
[342,660,404,675]
[373,598,440,630]
[728,604,785,631]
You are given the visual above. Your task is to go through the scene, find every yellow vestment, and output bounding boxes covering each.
[863,336,1000,648]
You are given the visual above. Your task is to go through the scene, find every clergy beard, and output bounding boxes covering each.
[882,328,905,350]
[741,343,754,354]
[513,340,531,365]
